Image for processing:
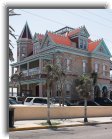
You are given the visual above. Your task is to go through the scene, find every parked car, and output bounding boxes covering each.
[78,100,99,106]
[24,97,58,106]
[9,98,19,105]
[64,100,77,106]
[9,96,25,104]
[95,97,112,106]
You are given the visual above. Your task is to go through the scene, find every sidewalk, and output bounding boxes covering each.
[9,117,112,132]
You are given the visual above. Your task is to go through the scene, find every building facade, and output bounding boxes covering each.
[10,22,112,101]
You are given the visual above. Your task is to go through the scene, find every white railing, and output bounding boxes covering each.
[22,67,40,76]
[29,67,40,76]
[22,70,28,76]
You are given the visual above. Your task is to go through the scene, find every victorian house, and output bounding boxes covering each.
[10,22,112,101]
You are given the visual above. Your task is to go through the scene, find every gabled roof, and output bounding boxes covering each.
[68,28,80,37]
[48,32,72,46]
[88,39,102,52]
[19,22,32,39]
[68,26,90,38]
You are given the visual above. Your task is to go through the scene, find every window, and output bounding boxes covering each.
[99,47,104,53]
[103,64,108,76]
[56,57,61,66]
[66,59,72,71]
[83,61,86,73]
[66,84,71,96]
[80,39,83,48]
[22,47,26,51]
[79,39,87,49]
[83,40,87,49]
[94,63,99,73]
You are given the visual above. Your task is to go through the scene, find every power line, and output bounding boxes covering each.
[61,9,112,29]
[82,9,112,23]
[18,9,67,27]
[89,33,112,44]
[16,9,112,45]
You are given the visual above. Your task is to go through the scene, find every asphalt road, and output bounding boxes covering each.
[9,124,112,139]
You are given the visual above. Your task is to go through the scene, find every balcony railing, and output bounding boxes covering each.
[22,67,40,76]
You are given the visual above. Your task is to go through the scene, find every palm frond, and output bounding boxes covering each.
[9,47,14,62]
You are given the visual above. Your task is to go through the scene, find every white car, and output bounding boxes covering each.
[24,97,59,106]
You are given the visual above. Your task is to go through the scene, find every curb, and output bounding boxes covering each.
[9,121,112,132]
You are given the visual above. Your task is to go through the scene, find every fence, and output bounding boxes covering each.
[10,105,112,121]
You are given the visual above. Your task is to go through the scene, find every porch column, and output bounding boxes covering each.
[11,87,13,96]
[27,62,29,76]
[11,67,14,96]
[17,85,20,96]
[39,58,43,72]
[39,83,43,97]
[27,84,29,90]
[12,67,14,75]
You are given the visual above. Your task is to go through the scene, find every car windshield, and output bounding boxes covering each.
[9,97,16,101]
[25,98,33,102]
[33,98,48,104]
[9,99,17,104]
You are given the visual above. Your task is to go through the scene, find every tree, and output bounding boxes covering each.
[75,74,93,122]
[11,71,23,96]
[9,9,20,61]
[45,64,65,124]
[91,71,98,99]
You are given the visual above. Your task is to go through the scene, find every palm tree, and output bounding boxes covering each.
[9,9,20,61]
[11,71,23,96]
[45,64,65,124]
[91,71,98,100]
[75,74,93,122]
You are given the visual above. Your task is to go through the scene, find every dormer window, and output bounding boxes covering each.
[83,40,87,49]
[99,46,104,53]
[79,39,87,50]
[80,39,83,49]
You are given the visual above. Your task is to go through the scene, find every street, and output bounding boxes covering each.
[9,124,112,139]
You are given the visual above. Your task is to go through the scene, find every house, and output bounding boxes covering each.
[10,22,112,101]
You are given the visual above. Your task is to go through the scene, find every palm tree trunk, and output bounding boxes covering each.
[84,98,88,123]
[47,83,51,125]
[62,89,64,106]
[19,82,22,96]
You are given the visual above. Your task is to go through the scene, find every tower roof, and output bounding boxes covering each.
[19,22,32,39]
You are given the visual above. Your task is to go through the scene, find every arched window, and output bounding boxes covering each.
[66,83,71,97]
[102,86,108,98]
[94,85,100,98]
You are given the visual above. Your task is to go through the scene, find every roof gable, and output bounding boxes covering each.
[68,26,90,38]
[94,39,111,57]
[79,26,90,37]
[40,32,53,49]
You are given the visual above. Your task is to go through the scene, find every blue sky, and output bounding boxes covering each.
[9,9,112,75]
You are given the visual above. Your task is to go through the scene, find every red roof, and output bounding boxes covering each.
[48,32,72,46]
[68,28,80,37]
[37,34,44,41]
[88,39,101,52]
[88,39,93,43]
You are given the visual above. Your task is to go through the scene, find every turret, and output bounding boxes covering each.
[17,22,33,62]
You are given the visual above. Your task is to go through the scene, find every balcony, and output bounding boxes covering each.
[22,67,40,76]
[21,67,47,81]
